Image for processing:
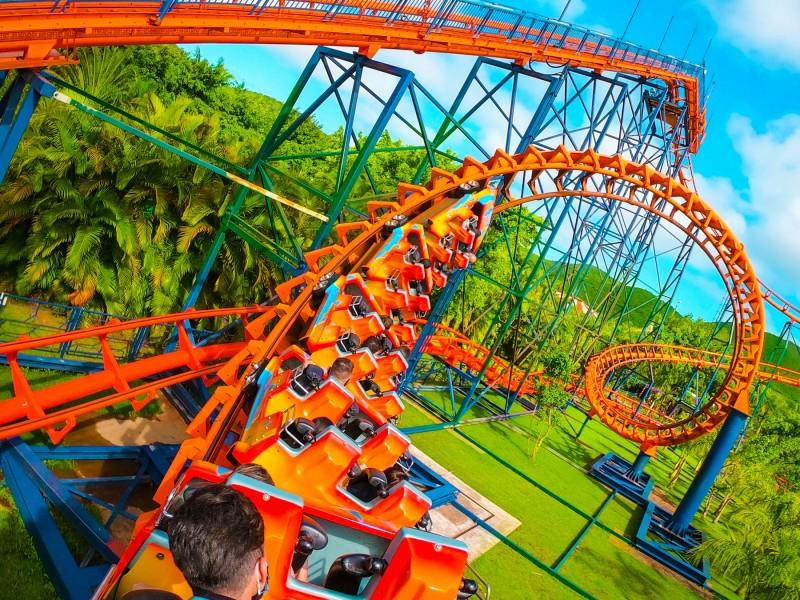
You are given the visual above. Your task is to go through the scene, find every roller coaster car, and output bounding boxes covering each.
[241,347,401,438]
[385,320,419,346]
[95,462,472,600]
[365,225,432,313]
[429,188,495,254]
[307,275,386,351]
[276,370,356,427]
[232,406,429,530]
[236,370,352,456]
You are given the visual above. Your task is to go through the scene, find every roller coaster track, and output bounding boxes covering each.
[3,146,795,597]
[760,279,800,325]
[0,0,706,151]
[0,305,273,443]
[1,147,770,452]
[421,322,544,397]
[586,345,800,432]
[423,327,800,424]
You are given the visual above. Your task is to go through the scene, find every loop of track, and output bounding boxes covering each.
[2,147,770,453]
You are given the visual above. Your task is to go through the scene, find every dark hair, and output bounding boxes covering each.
[329,357,354,382]
[231,463,274,486]
[169,484,264,596]
[364,336,384,355]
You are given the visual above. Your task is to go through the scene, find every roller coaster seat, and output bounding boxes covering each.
[357,424,411,471]
[284,524,469,600]
[236,418,428,529]
[256,377,356,431]
[116,462,306,600]
[114,529,191,599]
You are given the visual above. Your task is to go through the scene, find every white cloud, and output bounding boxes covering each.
[703,0,800,69]
[726,114,800,294]
[693,113,800,301]
[692,172,749,241]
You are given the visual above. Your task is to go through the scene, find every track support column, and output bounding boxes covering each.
[626,448,651,478]
[668,408,748,534]
[0,70,56,183]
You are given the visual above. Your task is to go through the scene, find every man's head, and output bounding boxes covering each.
[169,484,268,600]
[329,357,354,384]
[231,463,274,486]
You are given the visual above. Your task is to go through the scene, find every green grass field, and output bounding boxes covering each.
[401,390,738,599]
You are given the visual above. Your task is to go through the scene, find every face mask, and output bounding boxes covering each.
[251,576,267,600]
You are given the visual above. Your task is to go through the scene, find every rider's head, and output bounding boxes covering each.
[169,484,268,600]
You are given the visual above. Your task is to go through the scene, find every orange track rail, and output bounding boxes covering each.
[0,0,705,151]
[0,305,274,443]
[424,326,800,423]
[0,147,772,453]
[421,322,544,397]
[760,279,800,325]
[149,145,764,497]
[586,344,800,438]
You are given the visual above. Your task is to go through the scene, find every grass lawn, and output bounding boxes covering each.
[0,486,61,599]
[401,390,730,599]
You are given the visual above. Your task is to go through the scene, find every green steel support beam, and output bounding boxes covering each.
[455,197,579,421]
[52,91,324,221]
[452,500,595,600]
[43,72,247,176]
[552,492,617,572]
[311,68,415,248]
[227,215,301,272]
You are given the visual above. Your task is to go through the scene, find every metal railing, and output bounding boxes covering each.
[465,561,492,599]
[195,0,701,83]
[1,0,703,90]
[0,292,219,367]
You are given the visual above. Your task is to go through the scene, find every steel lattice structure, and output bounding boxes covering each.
[0,0,798,598]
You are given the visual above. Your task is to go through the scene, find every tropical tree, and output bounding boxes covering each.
[526,383,570,458]
[697,475,800,599]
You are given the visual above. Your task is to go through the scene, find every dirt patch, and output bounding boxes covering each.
[649,487,678,513]
[64,396,188,447]
[55,397,188,546]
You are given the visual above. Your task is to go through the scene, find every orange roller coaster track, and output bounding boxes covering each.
[760,279,800,325]
[0,0,706,151]
[0,305,275,443]
[0,147,766,457]
[585,344,800,445]
[421,322,544,397]
[0,146,781,597]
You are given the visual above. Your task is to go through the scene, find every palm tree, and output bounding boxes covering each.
[696,466,800,598]
[0,56,268,316]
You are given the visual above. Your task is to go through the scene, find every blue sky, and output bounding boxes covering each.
[190,0,800,326]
